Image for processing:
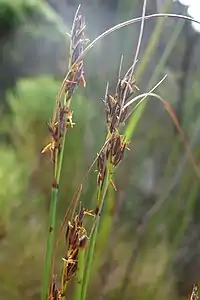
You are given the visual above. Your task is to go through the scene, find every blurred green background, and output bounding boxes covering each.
[0,0,200,299]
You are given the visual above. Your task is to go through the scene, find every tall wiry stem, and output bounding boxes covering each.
[41,6,87,300]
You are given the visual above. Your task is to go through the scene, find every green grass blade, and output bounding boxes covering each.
[136,0,172,82]
[125,15,184,141]
[148,19,185,88]
[172,181,198,250]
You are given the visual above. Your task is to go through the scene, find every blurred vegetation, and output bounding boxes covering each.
[0,0,200,300]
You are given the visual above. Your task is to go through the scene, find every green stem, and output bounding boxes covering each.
[91,184,115,275]
[74,248,85,300]
[42,187,58,300]
[41,7,81,298]
[42,126,68,300]
[81,170,111,300]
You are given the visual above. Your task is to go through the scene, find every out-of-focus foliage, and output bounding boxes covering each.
[0,0,69,100]
[0,0,200,300]
[0,76,97,299]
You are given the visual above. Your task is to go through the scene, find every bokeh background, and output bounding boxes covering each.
[0,0,200,299]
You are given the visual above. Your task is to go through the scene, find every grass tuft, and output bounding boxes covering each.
[40,3,200,300]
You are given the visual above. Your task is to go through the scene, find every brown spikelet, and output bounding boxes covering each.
[60,206,94,293]
[189,284,199,300]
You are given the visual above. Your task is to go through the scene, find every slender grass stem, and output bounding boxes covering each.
[76,13,200,65]
[42,187,59,300]
[91,185,114,275]
[42,6,87,299]
[81,170,111,300]
[42,101,69,300]
[74,248,85,300]
[42,91,73,297]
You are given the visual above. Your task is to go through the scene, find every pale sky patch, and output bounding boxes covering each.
[178,0,200,32]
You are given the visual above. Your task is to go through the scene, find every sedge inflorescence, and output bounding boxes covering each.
[97,67,139,188]
[42,9,88,172]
